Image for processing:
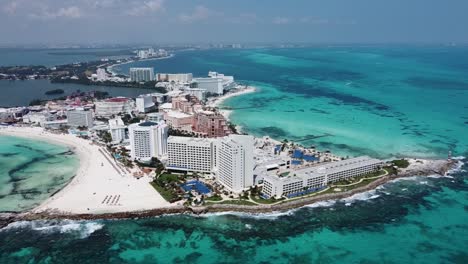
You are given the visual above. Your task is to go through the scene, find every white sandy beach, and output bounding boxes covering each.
[0,126,176,214]
[207,85,257,124]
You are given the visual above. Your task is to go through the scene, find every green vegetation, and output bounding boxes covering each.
[97,130,112,143]
[150,173,184,203]
[28,99,44,106]
[205,194,223,201]
[150,182,178,202]
[168,127,199,137]
[121,114,140,125]
[45,89,64,95]
[392,159,410,168]
[250,195,278,204]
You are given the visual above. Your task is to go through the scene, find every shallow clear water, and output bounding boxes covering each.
[1,47,467,263]
[1,160,466,263]
[0,135,79,212]
[114,46,468,159]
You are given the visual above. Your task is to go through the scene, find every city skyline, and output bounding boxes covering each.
[1,0,468,45]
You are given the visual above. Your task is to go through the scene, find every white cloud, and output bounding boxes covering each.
[29,6,83,20]
[3,1,19,14]
[126,0,165,16]
[273,17,290,25]
[227,13,259,24]
[178,5,220,23]
[300,17,329,25]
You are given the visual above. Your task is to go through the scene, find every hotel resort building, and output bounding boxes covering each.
[129,67,154,82]
[66,109,93,128]
[166,135,255,193]
[167,137,216,173]
[128,121,168,161]
[262,156,383,199]
[95,97,134,118]
[216,135,255,193]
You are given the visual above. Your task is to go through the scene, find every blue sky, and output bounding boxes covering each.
[1,0,467,44]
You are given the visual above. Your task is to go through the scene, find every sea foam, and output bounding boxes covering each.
[1,220,104,239]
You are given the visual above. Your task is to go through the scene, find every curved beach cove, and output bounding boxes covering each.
[0,135,79,212]
[0,160,467,263]
[114,46,468,158]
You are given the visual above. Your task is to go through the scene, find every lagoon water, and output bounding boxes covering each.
[0,135,79,212]
[0,80,159,107]
[1,46,467,263]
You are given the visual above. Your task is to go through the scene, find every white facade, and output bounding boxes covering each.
[95,97,134,118]
[67,110,93,128]
[146,112,164,123]
[136,95,155,113]
[128,121,168,161]
[96,68,107,81]
[130,67,154,82]
[193,78,224,95]
[157,73,193,83]
[208,71,235,89]
[215,135,254,193]
[184,88,207,101]
[22,112,55,126]
[262,156,383,199]
[108,117,126,143]
[166,136,216,173]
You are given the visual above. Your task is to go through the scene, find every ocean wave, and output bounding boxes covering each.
[1,220,103,239]
[200,210,296,220]
[445,159,465,176]
[340,190,380,204]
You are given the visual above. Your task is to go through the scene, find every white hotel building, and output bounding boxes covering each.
[216,135,254,193]
[67,109,93,128]
[166,137,216,173]
[166,135,255,193]
[108,117,126,143]
[130,67,154,82]
[128,121,168,161]
[95,97,134,118]
[262,156,383,199]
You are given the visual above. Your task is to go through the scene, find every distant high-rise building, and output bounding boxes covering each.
[130,67,154,82]
[67,109,93,128]
[157,73,193,83]
[96,68,107,81]
[128,121,168,161]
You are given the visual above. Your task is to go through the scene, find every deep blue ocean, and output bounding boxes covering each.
[0,46,467,263]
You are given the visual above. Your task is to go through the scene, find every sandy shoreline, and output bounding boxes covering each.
[207,85,257,131]
[0,126,176,215]
[0,156,458,226]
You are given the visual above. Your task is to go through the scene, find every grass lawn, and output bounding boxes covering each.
[205,195,223,202]
[150,181,177,202]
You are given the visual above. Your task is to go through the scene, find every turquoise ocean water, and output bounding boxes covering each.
[0,46,467,263]
[113,46,468,159]
[0,135,79,212]
[0,161,467,263]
